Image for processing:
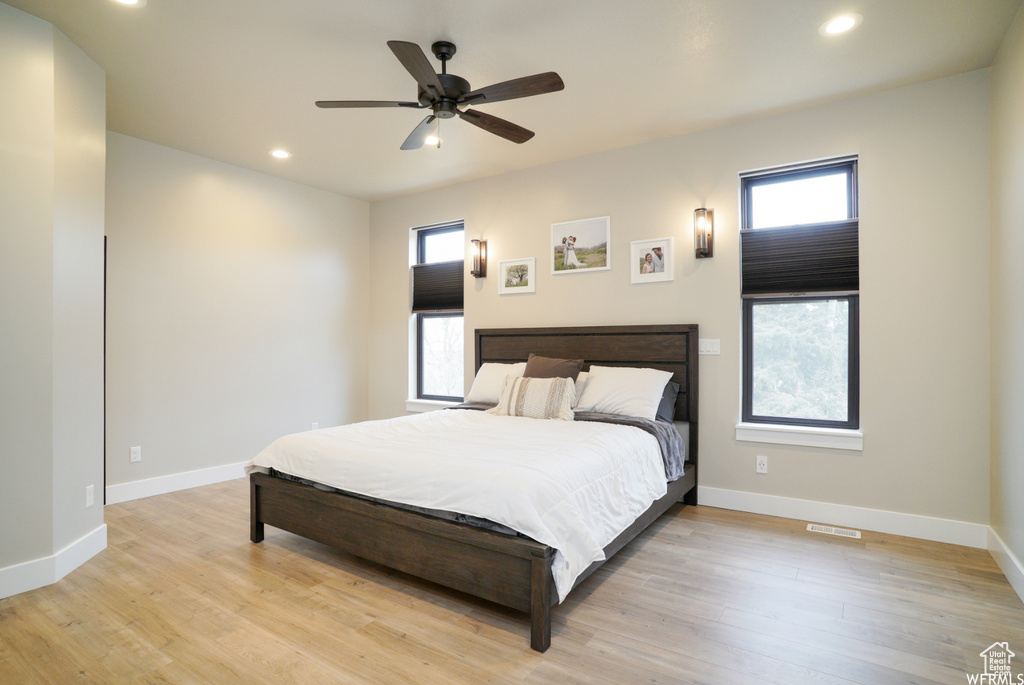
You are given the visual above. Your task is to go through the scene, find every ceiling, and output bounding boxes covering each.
[8,0,1022,202]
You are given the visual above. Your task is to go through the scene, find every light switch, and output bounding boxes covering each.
[699,339,721,355]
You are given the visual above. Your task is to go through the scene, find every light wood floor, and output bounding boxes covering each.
[2,479,1022,684]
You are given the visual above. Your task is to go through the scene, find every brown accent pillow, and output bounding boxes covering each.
[523,353,584,381]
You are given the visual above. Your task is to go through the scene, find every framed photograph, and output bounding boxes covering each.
[498,257,536,294]
[630,237,673,284]
[551,216,610,274]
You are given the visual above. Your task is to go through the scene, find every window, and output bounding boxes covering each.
[740,158,859,430]
[412,223,464,401]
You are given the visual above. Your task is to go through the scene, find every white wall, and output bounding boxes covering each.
[369,70,991,529]
[105,133,370,489]
[0,3,56,569]
[52,28,106,554]
[991,5,1024,579]
[0,3,106,593]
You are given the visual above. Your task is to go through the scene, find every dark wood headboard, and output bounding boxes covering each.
[475,324,699,465]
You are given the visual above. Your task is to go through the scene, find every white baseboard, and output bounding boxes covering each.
[105,460,248,505]
[988,527,1024,603]
[697,486,989,549]
[0,523,107,601]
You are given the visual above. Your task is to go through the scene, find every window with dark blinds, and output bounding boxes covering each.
[739,158,859,430]
[412,222,465,401]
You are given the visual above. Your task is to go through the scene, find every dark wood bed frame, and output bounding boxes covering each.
[250,323,698,651]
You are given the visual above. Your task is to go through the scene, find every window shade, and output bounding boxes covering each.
[412,260,464,312]
[741,220,858,296]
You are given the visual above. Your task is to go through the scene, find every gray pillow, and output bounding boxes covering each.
[656,381,680,423]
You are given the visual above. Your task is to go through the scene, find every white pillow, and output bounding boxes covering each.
[575,365,673,420]
[465,362,527,404]
[486,376,576,421]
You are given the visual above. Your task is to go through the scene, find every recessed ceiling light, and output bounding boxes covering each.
[270,149,292,159]
[112,0,147,7]
[819,13,862,36]
[424,136,440,146]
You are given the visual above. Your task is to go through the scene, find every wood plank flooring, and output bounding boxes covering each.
[1,479,1022,684]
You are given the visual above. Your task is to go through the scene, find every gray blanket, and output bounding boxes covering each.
[451,403,688,481]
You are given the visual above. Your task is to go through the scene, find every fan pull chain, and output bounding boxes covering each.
[437,119,441,148]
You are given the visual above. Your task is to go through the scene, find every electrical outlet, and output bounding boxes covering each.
[130,445,141,463]
[85,484,94,508]
[756,455,768,474]
[311,422,319,430]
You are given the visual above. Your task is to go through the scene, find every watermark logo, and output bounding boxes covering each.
[967,642,1022,684]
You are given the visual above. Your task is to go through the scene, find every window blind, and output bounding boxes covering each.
[411,260,464,312]
[740,219,858,296]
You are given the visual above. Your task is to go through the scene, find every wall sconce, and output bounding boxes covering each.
[471,239,487,277]
[694,208,714,259]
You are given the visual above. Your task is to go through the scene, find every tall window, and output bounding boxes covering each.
[740,158,859,429]
[412,223,464,401]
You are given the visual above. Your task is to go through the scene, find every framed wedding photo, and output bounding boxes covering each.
[630,237,673,284]
[551,216,611,274]
[498,257,536,294]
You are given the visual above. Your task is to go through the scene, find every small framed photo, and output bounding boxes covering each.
[551,216,610,274]
[630,238,673,284]
[498,257,536,294]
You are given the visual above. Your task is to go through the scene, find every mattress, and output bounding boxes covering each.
[247,408,669,601]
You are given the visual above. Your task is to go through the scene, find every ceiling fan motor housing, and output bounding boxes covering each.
[418,73,471,116]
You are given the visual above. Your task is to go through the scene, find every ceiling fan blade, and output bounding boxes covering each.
[387,41,445,101]
[401,115,437,150]
[315,100,423,108]
[459,72,564,105]
[458,109,534,144]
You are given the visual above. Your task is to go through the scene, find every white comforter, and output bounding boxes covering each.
[247,409,667,601]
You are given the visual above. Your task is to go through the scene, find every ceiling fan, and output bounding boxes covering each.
[315,40,564,150]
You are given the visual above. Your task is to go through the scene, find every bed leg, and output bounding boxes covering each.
[529,553,552,652]
[683,487,697,506]
[250,476,264,543]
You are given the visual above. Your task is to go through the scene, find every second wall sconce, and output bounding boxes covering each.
[694,208,714,259]
[471,239,487,277]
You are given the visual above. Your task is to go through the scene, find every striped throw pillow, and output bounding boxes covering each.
[486,376,576,421]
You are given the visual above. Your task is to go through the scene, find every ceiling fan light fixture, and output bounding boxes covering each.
[112,0,147,7]
[819,13,862,36]
[424,117,442,148]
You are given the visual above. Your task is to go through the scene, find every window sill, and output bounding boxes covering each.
[735,422,863,451]
[405,399,460,413]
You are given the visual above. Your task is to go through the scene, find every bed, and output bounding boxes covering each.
[249,323,698,651]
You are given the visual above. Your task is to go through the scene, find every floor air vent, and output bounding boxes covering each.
[807,523,862,539]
